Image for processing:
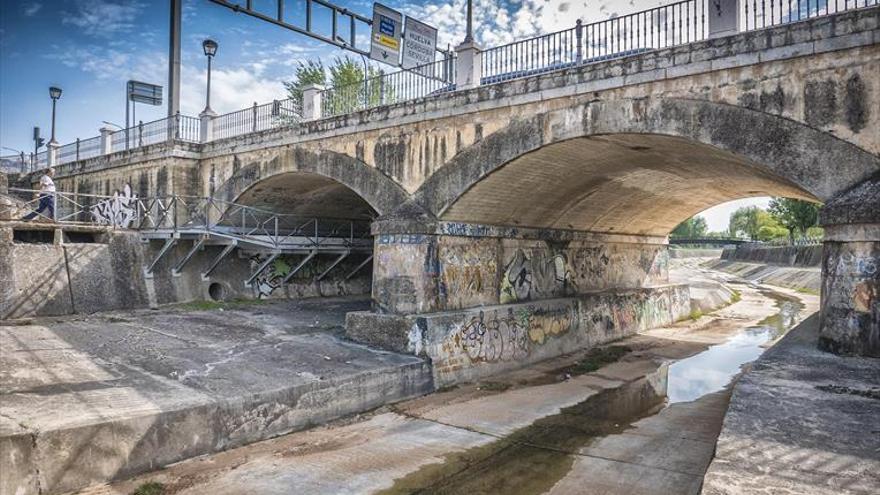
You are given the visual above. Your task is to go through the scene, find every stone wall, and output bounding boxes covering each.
[349,284,690,387]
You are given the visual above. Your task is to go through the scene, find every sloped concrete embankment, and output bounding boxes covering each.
[705,244,822,294]
[0,303,433,495]
[704,259,821,293]
[701,314,880,494]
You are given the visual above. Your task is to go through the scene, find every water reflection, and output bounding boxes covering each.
[667,292,804,403]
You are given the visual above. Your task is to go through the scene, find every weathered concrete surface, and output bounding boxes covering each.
[370,226,669,314]
[0,221,372,319]
[80,274,806,495]
[548,391,730,495]
[702,314,880,494]
[669,257,739,313]
[349,284,691,387]
[721,244,823,267]
[0,297,433,495]
[0,223,150,319]
[704,258,822,294]
[819,174,880,357]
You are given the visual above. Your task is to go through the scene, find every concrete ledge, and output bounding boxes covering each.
[0,302,433,495]
[347,285,691,387]
[702,314,880,494]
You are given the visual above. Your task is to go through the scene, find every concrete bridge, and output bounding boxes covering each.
[8,6,880,377]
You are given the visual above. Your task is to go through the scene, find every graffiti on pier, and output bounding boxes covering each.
[446,303,578,363]
[91,184,137,228]
[500,248,575,304]
[439,239,498,308]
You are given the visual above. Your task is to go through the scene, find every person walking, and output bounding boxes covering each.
[21,167,56,221]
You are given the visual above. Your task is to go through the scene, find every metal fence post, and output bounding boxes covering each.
[576,19,584,63]
[75,138,81,162]
[252,102,258,132]
[138,120,144,147]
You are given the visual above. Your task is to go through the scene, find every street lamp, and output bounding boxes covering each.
[202,39,218,114]
[48,86,62,145]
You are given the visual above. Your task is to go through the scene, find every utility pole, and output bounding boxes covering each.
[168,0,182,117]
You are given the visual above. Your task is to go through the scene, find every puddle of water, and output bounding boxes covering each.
[381,289,804,495]
[667,290,804,403]
[379,370,669,495]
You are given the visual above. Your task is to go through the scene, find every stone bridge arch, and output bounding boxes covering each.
[214,147,410,217]
[412,98,880,234]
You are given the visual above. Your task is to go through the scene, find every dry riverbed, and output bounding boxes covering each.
[80,271,818,495]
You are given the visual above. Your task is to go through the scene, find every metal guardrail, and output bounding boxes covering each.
[320,56,456,118]
[136,195,371,249]
[8,187,140,226]
[8,187,372,248]
[110,114,200,152]
[213,98,303,140]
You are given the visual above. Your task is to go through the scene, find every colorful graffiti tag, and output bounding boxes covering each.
[446,303,579,363]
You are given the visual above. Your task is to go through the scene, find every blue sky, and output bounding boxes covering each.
[0,0,765,231]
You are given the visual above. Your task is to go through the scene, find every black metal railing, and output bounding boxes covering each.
[213,98,303,140]
[320,56,456,118]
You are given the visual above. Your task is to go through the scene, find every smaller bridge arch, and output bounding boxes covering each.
[214,147,410,217]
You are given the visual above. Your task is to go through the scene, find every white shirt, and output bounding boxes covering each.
[40,175,56,193]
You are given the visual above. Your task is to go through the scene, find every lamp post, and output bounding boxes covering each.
[48,86,62,145]
[202,39,218,114]
[464,0,473,43]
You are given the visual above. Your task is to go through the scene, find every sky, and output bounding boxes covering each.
[0,0,767,229]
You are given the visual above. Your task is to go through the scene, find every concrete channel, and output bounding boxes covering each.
[73,261,823,495]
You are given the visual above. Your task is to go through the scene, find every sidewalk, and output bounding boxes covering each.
[702,314,880,494]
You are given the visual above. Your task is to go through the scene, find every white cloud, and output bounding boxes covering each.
[63,0,146,37]
[22,2,42,17]
[179,65,288,116]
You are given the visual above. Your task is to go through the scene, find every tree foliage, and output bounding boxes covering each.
[284,57,386,115]
[283,60,326,104]
[768,198,820,240]
[671,216,709,238]
[729,206,789,241]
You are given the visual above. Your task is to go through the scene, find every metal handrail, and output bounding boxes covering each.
[320,55,456,118]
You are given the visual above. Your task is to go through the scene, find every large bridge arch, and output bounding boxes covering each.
[412,98,880,234]
[214,147,410,216]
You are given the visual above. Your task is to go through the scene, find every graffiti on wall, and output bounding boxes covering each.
[439,241,498,308]
[444,303,578,363]
[91,184,138,228]
[500,248,575,304]
[440,286,690,366]
[249,254,290,297]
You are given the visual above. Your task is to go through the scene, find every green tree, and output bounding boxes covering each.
[768,198,821,241]
[671,215,709,238]
[285,57,386,116]
[729,206,789,241]
[283,60,326,104]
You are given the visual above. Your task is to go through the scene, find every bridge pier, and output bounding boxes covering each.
[818,176,880,357]
[347,216,690,386]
